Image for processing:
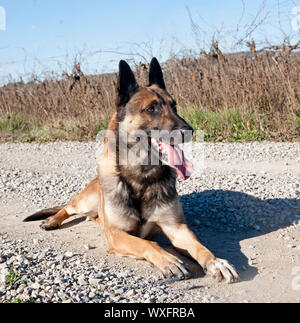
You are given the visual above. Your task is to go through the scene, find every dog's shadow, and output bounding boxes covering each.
[157,190,300,282]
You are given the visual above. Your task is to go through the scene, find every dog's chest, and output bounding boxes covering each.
[123,174,177,220]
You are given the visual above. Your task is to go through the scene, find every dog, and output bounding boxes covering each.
[24,58,239,283]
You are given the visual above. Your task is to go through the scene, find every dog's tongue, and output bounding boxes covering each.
[160,141,194,180]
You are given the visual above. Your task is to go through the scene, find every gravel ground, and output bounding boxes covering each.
[0,234,192,303]
[0,141,300,303]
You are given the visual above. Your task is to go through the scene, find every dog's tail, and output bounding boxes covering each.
[23,205,66,222]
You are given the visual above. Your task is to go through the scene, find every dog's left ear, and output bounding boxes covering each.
[149,57,166,90]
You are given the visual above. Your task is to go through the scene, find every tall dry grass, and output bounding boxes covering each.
[0,63,116,141]
[0,41,299,142]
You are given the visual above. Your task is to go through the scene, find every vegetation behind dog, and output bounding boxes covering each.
[0,41,299,142]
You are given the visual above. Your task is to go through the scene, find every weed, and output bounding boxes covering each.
[5,267,26,288]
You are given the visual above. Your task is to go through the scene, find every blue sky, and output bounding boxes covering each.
[0,0,299,82]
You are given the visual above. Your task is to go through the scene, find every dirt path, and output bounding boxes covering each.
[0,142,299,303]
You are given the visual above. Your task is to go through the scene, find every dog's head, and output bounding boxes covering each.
[116,58,193,137]
[114,58,194,179]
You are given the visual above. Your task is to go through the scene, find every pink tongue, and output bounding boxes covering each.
[160,142,194,180]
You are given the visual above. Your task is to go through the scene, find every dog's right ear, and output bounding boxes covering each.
[149,57,166,90]
[116,60,139,108]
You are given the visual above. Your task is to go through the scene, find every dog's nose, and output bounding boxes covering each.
[179,124,194,143]
[180,124,194,136]
[180,124,194,134]
[172,116,194,140]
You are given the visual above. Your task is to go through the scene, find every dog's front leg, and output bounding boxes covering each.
[98,166,191,280]
[158,222,239,283]
[103,225,190,280]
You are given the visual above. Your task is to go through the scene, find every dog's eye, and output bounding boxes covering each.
[146,105,155,113]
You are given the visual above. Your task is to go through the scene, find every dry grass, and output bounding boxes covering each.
[0,41,299,142]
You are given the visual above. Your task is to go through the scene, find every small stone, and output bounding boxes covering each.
[88,292,95,299]
[57,254,64,261]
[115,288,125,294]
[157,295,167,302]
[78,275,87,286]
[185,282,194,290]
[89,278,100,287]
[64,251,73,258]
[84,244,96,251]
[31,283,40,290]
[124,289,135,297]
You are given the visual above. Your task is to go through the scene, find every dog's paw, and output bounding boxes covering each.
[160,253,191,281]
[40,217,60,231]
[205,258,239,284]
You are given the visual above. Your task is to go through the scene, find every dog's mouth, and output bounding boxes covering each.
[150,138,193,180]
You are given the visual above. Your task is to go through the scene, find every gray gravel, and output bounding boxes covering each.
[1,142,299,231]
[0,141,299,303]
[0,234,196,303]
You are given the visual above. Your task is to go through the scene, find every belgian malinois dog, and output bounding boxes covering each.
[24,58,239,283]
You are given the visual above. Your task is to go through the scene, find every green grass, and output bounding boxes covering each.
[179,106,299,142]
[5,267,27,288]
[297,110,300,127]
[0,107,299,143]
[0,114,109,143]
[9,298,35,304]
[0,114,28,133]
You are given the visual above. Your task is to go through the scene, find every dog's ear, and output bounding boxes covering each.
[149,57,166,90]
[116,60,139,107]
